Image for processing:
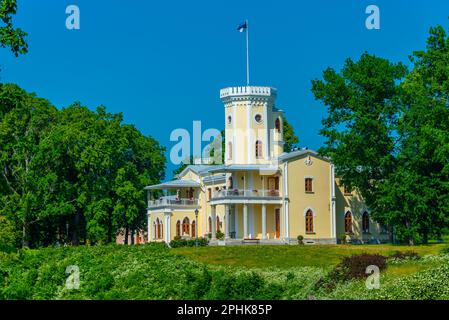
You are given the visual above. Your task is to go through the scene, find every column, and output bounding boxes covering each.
[211,205,217,240]
[164,212,171,243]
[243,204,248,239]
[261,204,267,240]
[225,205,230,240]
[147,211,152,243]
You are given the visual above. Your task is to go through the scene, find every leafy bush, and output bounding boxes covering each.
[338,234,347,244]
[169,237,209,248]
[389,251,420,261]
[441,246,449,254]
[315,253,387,291]
[216,230,224,240]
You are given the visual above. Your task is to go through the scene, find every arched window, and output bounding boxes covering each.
[176,220,181,237]
[255,140,263,159]
[153,222,157,240]
[305,210,314,234]
[216,216,221,232]
[156,218,161,239]
[192,220,196,238]
[228,176,233,189]
[345,211,353,234]
[182,217,190,236]
[208,216,212,233]
[275,118,281,133]
[362,212,370,233]
[227,115,232,125]
[228,142,233,160]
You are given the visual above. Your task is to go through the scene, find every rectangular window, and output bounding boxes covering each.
[208,188,211,200]
[305,178,313,193]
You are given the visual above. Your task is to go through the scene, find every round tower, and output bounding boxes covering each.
[220,86,284,165]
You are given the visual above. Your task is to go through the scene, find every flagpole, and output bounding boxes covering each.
[246,19,250,86]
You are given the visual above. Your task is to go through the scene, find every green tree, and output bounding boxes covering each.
[283,116,299,153]
[312,24,449,244]
[379,25,449,244]
[311,53,408,241]
[0,85,166,248]
[0,84,58,247]
[0,0,27,57]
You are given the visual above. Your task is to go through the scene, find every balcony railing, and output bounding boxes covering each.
[148,198,199,208]
[212,189,280,199]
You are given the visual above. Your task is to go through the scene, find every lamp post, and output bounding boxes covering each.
[195,209,199,247]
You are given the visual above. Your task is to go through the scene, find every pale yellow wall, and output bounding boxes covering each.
[224,99,280,165]
[149,212,165,242]
[335,179,389,242]
[286,154,332,240]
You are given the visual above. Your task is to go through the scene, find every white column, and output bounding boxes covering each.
[283,162,290,241]
[147,211,151,243]
[262,204,267,240]
[243,204,248,239]
[164,212,171,243]
[225,205,230,239]
[211,205,217,240]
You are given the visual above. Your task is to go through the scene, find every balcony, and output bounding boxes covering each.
[148,198,200,210]
[210,189,282,205]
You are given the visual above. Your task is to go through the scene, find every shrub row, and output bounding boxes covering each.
[169,237,209,248]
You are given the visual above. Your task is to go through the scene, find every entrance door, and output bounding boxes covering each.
[275,209,280,239]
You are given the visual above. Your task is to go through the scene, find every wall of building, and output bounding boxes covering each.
[286,154,334,242]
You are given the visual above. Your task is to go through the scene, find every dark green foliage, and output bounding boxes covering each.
[215,230,224,240]
[169,237,209,248]
[0,84,166,248]
[312,23,449,244]
[282,117,299,153]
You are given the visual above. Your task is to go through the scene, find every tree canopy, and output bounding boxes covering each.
[0,84,166,248]
[312,24,449,244]
[0,0,27,57]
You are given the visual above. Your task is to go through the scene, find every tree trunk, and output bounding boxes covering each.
[131,229,135,245]
[124,227,129,245]
[71,211,81,246]
[422,231,428,245]
[22,223,29,248]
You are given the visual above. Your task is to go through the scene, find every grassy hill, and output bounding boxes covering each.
[1,243,448,300]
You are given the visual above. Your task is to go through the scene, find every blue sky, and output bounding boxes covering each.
[1,0,449,179]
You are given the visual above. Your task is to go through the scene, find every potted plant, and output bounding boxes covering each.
[216,230,225,246]
[297,235,304,245]
[339,234,347,244]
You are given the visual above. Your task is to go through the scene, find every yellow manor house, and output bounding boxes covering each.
[145,86,390,245]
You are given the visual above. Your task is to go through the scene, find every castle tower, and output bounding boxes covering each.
[220,86,284,165]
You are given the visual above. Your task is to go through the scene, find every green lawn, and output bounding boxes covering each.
[173,244,447,269]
